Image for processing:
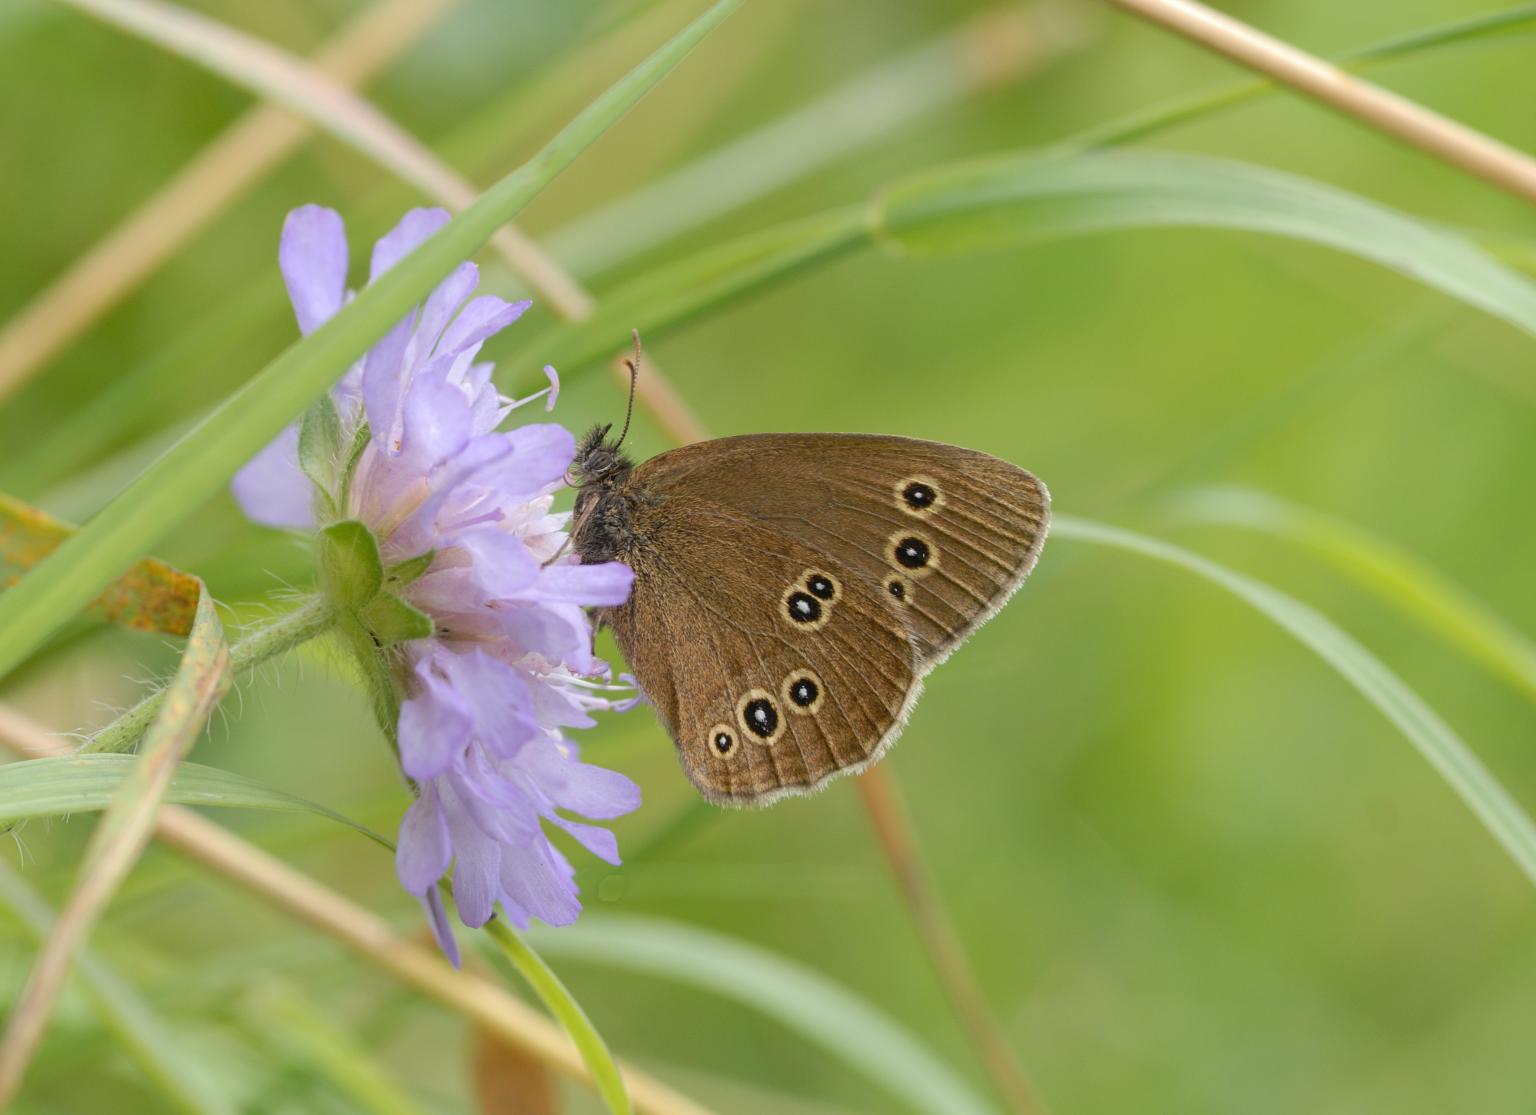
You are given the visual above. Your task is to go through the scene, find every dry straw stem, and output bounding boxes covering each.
[0,0,461,402]
[857,769,1048,1115]
[0,594,230,1105]
[1104,0,1536,207]
[0,708,714,1115]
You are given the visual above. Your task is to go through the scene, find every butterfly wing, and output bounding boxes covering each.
[607,434,1049,805]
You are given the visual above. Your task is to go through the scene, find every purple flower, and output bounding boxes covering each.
[234,206,639,963]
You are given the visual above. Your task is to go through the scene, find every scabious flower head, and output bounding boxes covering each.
[234,205,639,963]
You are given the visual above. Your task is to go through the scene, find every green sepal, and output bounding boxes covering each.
[385,550,435,587]
[336,420,372,514]
[318,520,383,610]
[297,393,342,493]
[362,591,435,646]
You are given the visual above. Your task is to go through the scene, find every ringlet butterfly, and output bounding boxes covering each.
[569,339,1049,806]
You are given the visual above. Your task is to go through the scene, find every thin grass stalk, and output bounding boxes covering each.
[0,708,716,1115]
[1103,0,1536,206]
[0,0,460,402]
[0,593,230,1105]
[856,770,1047,1115]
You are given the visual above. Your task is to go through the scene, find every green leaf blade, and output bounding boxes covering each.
[872,150,1536,340]
[1053,515,1536,887]
[0,754,392,849]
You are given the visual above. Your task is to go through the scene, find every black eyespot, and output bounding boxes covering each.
[894,536,930,569]
[805,573,836,600]
[713,730,734,754]
[887,578,906,600]
[903,482,937,509]
[743,698,778,739]
[789,677,818,708]
[786,591,822,623]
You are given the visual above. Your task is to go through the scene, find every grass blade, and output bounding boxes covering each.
[0,588,231,1104]
[531,914,999,1115]
[0,0,742,683]
[1173,487,1536,704]
[1053,515,1536,887]
[0,754,391,849]
[0,861,237,1115]
[872,150,1536,341]
[481,919,631,1115]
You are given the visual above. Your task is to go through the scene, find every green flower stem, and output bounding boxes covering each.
[480,916,632,1115]
[84,597,334,755]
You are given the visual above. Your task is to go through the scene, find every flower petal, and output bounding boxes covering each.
[551,815,621,865]
[230,424,314,530]
[498,837,581,928]
[519,736,642,820]
[458,530,540,598]
[396,784,452,893]
[280,205,348,335]
[534,561,634,606]
[439,296,531,357]
[361,309,419,448]
[436,649,540,759]
[417,262,479,364]
[477,424,575,500]
[369,207,451,281]
[420,888,461,967]
[399,363,474,470]
[398,655,474,780]
[445,792,503,927]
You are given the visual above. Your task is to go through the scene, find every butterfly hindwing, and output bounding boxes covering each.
[605,496,918,804]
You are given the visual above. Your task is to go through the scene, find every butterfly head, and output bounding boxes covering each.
[569,423,633,488]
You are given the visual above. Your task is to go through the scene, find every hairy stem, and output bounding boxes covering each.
[83,596,333,755]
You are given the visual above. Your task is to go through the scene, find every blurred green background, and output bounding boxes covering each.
[2,0,1535,1112]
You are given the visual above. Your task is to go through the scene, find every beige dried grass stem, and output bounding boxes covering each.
[0,707,714,1115]
[857,769,1048,1115]
[1104,0,1536,206]
[0,594,230,1106]
[0,0,459,402]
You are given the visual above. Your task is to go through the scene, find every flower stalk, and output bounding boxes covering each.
[83,596,334,755]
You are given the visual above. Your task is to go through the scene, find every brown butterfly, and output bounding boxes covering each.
[570,355,1049,806]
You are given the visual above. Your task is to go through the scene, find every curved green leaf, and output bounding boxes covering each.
[872,150,1536,341]
[0,754,390,849]
[1053,515,1536,886]
[531,914,998,1115]
[1174,488,1536,704]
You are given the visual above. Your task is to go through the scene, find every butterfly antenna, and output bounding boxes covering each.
[614,329,641,450]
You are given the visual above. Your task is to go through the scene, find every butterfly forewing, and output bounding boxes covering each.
[600,434,1048,806]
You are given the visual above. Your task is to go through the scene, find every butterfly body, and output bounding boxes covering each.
[571,427,1049,806]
